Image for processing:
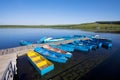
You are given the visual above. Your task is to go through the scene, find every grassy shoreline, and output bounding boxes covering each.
[0,22,120,33]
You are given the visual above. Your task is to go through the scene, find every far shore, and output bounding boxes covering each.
[0,22,120,33]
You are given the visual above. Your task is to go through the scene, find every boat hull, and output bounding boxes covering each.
[63,43,89,52]
[34,47,68,63]
[42,45,72,58]
[27,51,54,75]
[51,44,74,52]
[19,40,33,46]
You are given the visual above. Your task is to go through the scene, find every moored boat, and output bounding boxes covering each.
[73,40,94,50]
[42,44,72,58]
[91,35,112,42]
[72,41,92,51]
[62,43,89,52]
[74,35,86,38]
[50,44,74,52]
[101,42,112,48]
[44,37,65,43]
[27,50,54,75]
[34,47,68,63]
[37,37,47,43]
[80,40,102,48]
[62,36,74,40]
[19,40,33,46]
[91,38,112,48]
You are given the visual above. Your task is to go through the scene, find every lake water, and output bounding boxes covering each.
[0,28,119,49]
[0,28,120,80]
[0,28,96,49]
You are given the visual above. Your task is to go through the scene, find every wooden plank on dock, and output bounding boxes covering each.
[0,38,81,79]
[0,53,17,80]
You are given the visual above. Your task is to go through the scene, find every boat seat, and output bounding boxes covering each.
[30,55,37,58]
[34,59,43,63]
[57,50,62,53]
[39,64,49,70]
[37,60,47,67]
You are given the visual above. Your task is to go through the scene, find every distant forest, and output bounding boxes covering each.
[96,21,120,24]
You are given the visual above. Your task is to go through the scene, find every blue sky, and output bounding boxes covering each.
[0,0,120,25]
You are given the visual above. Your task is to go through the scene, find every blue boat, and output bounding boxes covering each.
[83,42,98,50]
[19,40,33,46]
[44,37,65,43]
[102,42,112,48]
[62,43,89,52]
[91,35,112,42]
[62,36,74,40]
[62,43,75,48]
[37,37,47,43]
[92,38,112,48]
[89,40,102,48]
[80,40,102,48]
[92,38,112,43]
[50,44,74,52]
[34,47,68,63]
[42,45,72,58]
[62,35,84,40]
[72,41,93,51]
[74,35,86,38]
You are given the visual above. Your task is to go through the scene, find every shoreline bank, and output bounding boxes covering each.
[0,22,120,33]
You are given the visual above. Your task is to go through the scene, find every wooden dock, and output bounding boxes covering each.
[0,38,81,80]
[0,36,117,80]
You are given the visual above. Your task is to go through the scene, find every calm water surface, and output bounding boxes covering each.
[0,28,120,80]
[0,28,119,49]
[0,28,95,49]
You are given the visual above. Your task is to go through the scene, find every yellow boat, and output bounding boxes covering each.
[27,50,54,75]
